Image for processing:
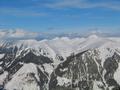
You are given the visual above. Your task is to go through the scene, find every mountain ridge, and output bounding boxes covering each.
[0,34,120,90]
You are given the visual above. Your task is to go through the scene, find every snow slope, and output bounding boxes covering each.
[5,63,40,90]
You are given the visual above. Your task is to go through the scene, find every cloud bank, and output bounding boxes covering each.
[0,27,120,41]
[0,29,39,40]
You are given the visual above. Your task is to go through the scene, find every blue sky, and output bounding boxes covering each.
[0,0,120,34]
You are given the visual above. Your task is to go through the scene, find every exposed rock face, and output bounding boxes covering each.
[49,49,120,90]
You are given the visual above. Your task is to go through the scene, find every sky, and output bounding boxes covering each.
[0,0,120,34]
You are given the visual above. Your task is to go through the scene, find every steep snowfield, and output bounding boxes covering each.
[5,63,40,90]
[0,71,8,85]
[0,54,5,59]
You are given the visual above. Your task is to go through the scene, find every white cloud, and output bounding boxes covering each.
[45,0,120,11]
[0,29,39,39]
[0,8,47,17]
[0,27,119,40]
[9,29,38,38]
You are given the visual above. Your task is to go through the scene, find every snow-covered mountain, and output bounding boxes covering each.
[0,34,120,90]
